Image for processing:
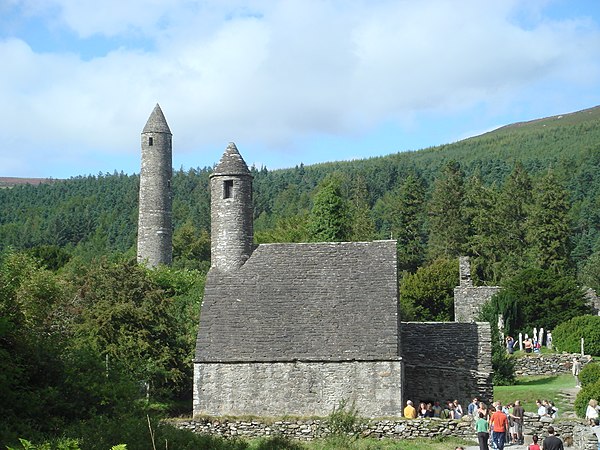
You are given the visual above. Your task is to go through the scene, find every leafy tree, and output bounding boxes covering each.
[427,161,467,261]
[67,258,190,400]
[578,249,600,293]
[552,315,600,356]
[399,258,458,321]
[492,267,591,335]
[172,220,210,271]
[307,173,350,242]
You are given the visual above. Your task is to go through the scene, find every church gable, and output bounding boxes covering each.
[195,240,399,363]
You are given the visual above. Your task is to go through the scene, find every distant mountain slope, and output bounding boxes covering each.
[0,177,57,188]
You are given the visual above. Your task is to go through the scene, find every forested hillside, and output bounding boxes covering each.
[2,105,600,282]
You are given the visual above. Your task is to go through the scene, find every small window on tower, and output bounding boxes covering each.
[148,137,154,146]
[224,180,234,199]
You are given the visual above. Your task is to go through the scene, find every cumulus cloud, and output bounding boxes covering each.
[0,0,599,176]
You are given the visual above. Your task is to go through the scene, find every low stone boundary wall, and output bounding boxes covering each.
[173,413,599,448]
[174,417,476,441]
[513,353,592,377]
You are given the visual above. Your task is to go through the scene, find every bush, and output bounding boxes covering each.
[552,315,600,356]
[580,362,600,388]
[326,399,363,437]
[574,378,600,418]
[479,301,515,385]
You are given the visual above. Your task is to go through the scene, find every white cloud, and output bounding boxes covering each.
[0,0,599,176]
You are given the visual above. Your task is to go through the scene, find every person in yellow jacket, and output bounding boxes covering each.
[403,400,417,418]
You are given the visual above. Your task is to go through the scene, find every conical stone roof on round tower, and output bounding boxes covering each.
[137,104,173,267]
[210,142,253,272]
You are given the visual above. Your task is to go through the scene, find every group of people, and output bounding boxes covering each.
[403,399,465,420]
[472,399,525,450]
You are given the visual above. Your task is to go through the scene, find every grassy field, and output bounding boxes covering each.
[493,374,574,414]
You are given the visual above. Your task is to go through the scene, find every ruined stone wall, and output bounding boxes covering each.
[514,353,593,377]
[400,322,493,408]
[193,360,403,418]
[454,256,501,322]
[454,286,502,322]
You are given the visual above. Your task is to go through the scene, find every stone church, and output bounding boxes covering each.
[136,106,493,419]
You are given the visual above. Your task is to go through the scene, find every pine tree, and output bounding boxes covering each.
[495,162,533,279]
[349,175,376,241]
[527,170,573,273]
[427,161,467,261]
[307,173,350,242]
[464,172,501,282]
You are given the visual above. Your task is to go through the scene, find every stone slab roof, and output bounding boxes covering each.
[142,103,171,134]
[212,142,251,177]
[195,240,400,363]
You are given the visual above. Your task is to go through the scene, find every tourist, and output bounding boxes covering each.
[476,412,490,450]
[506,336,514,354]
[418,402,428,418]
[587,399,599,425]
[528,434,541,450]
[404,400,417,418]
[490,402,509,450]
[572,357,582,387]
[548,401,558,419]
[426,402,434,417]
[477,401,488,419]
[453,399,463,419]
[591,418,600,450]
[511,400,525,445]
[536,399,546,416]
[432,400,442,418]
[468,397,479,416]
[524,337,533,353]
[541,425,564,450]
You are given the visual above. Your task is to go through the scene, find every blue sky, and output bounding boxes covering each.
[1,0,600,178]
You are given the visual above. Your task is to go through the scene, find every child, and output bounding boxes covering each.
[528,434,541,450]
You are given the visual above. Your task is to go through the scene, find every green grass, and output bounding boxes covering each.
[245,436,474,450]
[494,374,575,413]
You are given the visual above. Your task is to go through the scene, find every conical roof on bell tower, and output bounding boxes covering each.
[211,142,251,177]
[142,103,172,134]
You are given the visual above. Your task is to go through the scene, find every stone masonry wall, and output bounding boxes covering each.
[400,322,493,408]
[454,286,502,322]
[193,360,403,418]
[514,353,593,377]
[175,414,598,448]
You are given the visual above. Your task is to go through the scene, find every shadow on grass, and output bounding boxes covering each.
[515,376,559,386]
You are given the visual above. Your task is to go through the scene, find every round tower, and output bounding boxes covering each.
[210,142,253,271]
[137,103,173,267]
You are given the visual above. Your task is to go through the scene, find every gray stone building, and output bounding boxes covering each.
[193,144,493,418]
[137,104,173,267]
[454,256,501,322]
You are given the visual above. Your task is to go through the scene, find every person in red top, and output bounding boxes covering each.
[490,401,509,450]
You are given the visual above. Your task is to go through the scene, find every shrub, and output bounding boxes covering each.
[326,399,363,437]
[580,363,600,388]
[574,378,600,418]
[552,315,600,356]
